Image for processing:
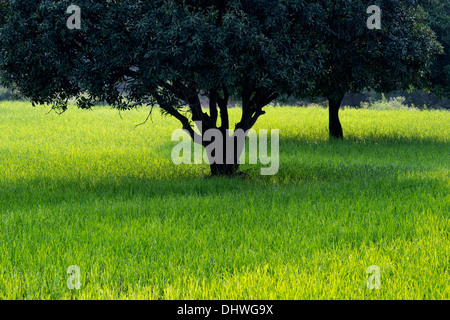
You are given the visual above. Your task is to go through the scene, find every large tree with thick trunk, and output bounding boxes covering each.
[303,0,442,139]
[0,0,327,176]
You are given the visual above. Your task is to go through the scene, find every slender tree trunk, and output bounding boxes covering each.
[328,94,344,139]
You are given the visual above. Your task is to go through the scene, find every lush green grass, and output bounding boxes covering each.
[0,101,448,299]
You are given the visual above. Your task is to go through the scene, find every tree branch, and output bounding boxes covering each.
[209,90,219,127]
[218,89,229,131]
[153,93,202,142]
[162,81,209,128]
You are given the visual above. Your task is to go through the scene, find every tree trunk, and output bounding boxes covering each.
[210,163,240,176]
[328,94,344,139]
[207,132,244,177]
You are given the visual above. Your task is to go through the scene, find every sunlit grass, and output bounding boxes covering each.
[0,101,448,299]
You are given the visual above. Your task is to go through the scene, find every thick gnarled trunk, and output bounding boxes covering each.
[159,82,276,176]
[206,132,245,176]
[328,94,344,139]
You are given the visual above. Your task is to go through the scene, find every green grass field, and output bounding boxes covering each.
[0,101,448,299]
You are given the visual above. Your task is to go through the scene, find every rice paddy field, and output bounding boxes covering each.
[0,101,448,299]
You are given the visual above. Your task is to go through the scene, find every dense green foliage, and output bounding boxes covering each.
[0,0,333,175]
[311,1,439,97]
[301,0,442,138]
[1,1,443,172]
[427,0,450,97]
[0,102,448,299]
[0,0,8,26]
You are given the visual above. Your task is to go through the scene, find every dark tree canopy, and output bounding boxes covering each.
[0,0,329,175]
[301,0,442,138]
[0,1,444,174]
[0,0,9,26]
[426,0,450,98]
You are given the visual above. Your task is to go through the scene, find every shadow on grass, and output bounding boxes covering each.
[276,136,448,178]
[1,135,447,212]
[1,169,446,215]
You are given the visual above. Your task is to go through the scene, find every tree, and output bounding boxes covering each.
[302,0,442,139]
[0,0,9,26]
[0,0,328,176]
[427,0,450,98]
